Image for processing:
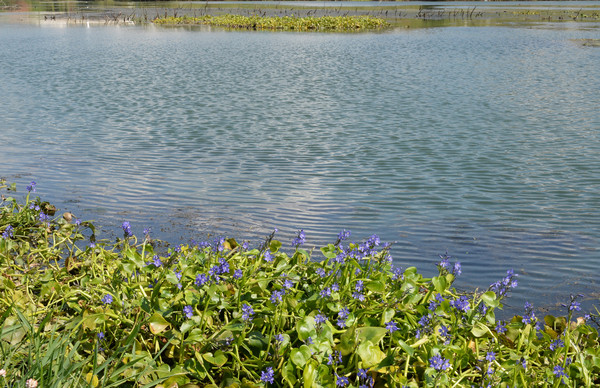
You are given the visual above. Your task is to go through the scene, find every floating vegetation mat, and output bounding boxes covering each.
[1,179,600,387]
[153,14,390,32]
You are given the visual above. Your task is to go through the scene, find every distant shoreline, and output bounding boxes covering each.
[2,1,600,28]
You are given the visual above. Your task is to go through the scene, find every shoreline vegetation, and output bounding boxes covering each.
[2,1,600,29]
[1,179,600,387]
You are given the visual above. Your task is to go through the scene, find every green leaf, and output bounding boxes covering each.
[149,312,171,335]
[432,276,447,293]
[338,325,357,356]
[365,280,385,293]
[282,361,297,387]
[356,341,386,368]
[303,360,318,388]
[290,345,312,367]
[397,339,415,356]
[297,316,316,341]
[203,350,227,367]
[471,322,491,338]
[357,326,388,345]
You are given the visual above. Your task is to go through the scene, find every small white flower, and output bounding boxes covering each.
[0,369,6,377]
[26,378,38,388]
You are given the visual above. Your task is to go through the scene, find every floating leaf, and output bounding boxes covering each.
[149,312,171,335]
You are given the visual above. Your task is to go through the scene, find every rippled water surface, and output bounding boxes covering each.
[1,21,599,315]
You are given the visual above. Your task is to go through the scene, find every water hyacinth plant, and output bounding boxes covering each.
[153,14,390,32]
[1,178,600,387]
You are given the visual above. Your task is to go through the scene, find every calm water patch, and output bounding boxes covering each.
[1,22,599,315]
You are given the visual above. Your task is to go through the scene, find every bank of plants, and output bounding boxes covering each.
[1,179,600,387]
[152,15,389,32]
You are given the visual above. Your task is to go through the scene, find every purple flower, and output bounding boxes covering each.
[485,352,496,362]
[39,212,50,222]
[316,268,326,278]
[495,321,507,334]
[263,250,274,262]
[183,305,193,319]
[241,303,254,322]
[1,225,14,239]
[261,367,275,384]
[270,290,284,305]
[233,269,243,279]
[331,283,340,292]
[121,221,133,238]
[386,321,399,333]
[452,262,462,276]
[335,375,349,387]
[283,279,294,289]
[337,229,351,242]
[429,354,450,371]
[328,350,342,365]
[355,280,364,292]
[101,294,113,305]
[352,292,365,301]
[195,273,209,287]
[553,365,569,384]
[438,253,451,270]
[151,255,162,267]
[292,229,306,248]
[315,313,328,328]
[320,287,332,298]
[450,296,470,312]
[26,181,36,192]
[357,368,369,380]
[550,338,564,351]
[274,334,284,343]
[97,332,105,340]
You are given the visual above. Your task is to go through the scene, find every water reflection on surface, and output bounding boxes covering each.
[0,21,599,316]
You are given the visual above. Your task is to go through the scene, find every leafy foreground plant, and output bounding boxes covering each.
[152,15,389,32]
[1,179,599,387]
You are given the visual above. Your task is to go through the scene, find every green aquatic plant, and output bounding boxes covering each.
[152,14,390,32]
[1,179,600,387]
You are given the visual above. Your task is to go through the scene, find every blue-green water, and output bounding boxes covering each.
[1,20,599,315]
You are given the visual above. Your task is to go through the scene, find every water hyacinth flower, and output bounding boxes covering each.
[241,303,254,322]
[328,350,342,365]
[183,305,193,319]
[195,273,209,287]
[450,295,471,312]
[151,255,162,267]
[101,294,113,305]
[335,374,349,387]
[39,212,50,222]
[495,321,507,334]
[270,290,284,305]
[522,302,536,325]
[550,338,564,351]
[320,287,332,299]
[233,269,243,279]
[315,313,328,329]
[429,354,451,371]
[337,229,351,243]
[1,225,14,239]
[260,367,275,384]
[121,221,133,238]
[485,351,496,362]
[274,334,284,343]
[26,180,36,192]
[315,267,327,278]
[553,365,569,384]
[97,332,105,340]
[263,249,274,262]
[386,320,399,333]
[292,229,306,248]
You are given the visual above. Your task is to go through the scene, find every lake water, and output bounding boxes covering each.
[1,12,599,316]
